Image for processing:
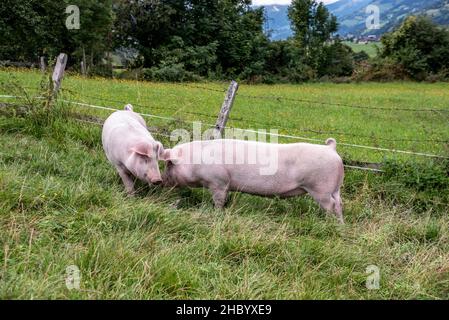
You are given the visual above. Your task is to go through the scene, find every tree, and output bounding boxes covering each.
[68,0,113,70]
[0,0,68,61]
[319,42,354,77]
[381,16,449,79]
[288,0,337,63]
[113,0,268,79]
[113,0,186,67]
[0,0,113,69]
[286,0,342,80]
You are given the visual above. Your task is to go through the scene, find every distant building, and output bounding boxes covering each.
[353,35,380,44]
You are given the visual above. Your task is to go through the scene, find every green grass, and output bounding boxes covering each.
[344,41,381,58]
[0,69,448,299]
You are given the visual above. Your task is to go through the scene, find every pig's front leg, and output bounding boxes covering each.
[117,167,135,195]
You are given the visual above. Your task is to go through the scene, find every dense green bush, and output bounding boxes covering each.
[144,64,197,82]
[318,42,355,77]
[353,51,370,63]
[380,16,449,80]
[383,159,449,193]
[352,57,410,82]
[352,16,449,82]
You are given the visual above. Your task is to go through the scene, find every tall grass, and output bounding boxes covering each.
[0,69,448,299]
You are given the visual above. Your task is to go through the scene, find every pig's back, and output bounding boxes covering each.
[102,111,153,163]
[210,140,341,196]
[103,111,151,141]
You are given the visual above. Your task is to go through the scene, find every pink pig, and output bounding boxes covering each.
[161,138,345,223]
[102,105,164,194]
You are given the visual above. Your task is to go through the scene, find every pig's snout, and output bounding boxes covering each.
[144,172,162,185]
[151,178,162,185]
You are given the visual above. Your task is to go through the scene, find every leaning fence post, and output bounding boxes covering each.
[52,53,68,97]
[44,53,67,109]
[214,80,239,139]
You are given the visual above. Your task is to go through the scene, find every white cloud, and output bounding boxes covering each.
[253,0,339,5]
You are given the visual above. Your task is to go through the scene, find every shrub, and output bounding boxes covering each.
[352,58,410,82]
[318,42,355,78]
[353,51,370,63]
[144,64,200,82]
[381,16,449,80]
[89,64,113,78]
[382,159,449,193]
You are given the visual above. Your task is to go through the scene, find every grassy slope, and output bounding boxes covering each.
[344,41,380,58]
[0,69,448,299]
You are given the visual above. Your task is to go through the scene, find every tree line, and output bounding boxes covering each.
[1,0,448,82]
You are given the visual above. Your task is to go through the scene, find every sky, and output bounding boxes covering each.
[252,0,339,5]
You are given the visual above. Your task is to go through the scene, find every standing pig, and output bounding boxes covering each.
[161,139,345,223]
[102,105,164,194]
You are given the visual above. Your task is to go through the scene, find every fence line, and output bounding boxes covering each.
[6,81,449,113]
[228,115,448,144]
[62,82,448,143]
[1,94,220,126]
[67,91,224,121]
[343,165,385,173]
[0,94,38,99]
[4,85,449,144]
[1,94,448,159]
[62,99,448,159]
[61,91,448,144]
[235,93,449,114]
[180,84,227,94]
[168,83,449,113]
[62,100,218,129]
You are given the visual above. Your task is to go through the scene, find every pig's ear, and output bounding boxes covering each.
[130,142,152,158]
[160,149,181,164]
[156,142,164,159]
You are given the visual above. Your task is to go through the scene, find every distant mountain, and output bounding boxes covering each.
[260,5,293,40]
[260,0,449,40]
[331,0,449,36]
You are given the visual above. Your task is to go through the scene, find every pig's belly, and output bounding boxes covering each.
[228,172,306,197]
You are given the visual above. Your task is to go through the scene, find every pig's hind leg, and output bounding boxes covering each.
[332,190,344,224]
[307,189,343,224]
[210,185,229,209]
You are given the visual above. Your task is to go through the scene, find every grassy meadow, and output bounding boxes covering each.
[0,69,448,299]
[344,41,381,58]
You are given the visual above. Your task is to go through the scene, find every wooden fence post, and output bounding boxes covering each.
[80,61,86,76]
[39,56,46,73]
[52,53,68,97]
[44,53,67,109]
[81,47,87,76]
[214,80,239,139]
